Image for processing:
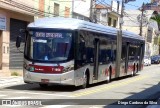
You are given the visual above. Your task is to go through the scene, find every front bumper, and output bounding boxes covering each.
[23,69,75,86]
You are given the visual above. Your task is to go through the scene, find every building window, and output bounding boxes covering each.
[113,19,117,27]
[54,3,59,16]
[65,7,70,18]
[108,17,112,26]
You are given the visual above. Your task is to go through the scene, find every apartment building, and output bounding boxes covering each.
[35,0,72,18]
[95,3,120,28]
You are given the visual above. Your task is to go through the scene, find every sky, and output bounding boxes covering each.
[124,0,150,10]
[105,0,151,10]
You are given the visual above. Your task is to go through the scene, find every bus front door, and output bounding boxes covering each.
[93,39,99,80]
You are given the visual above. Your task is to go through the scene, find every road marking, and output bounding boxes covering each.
[41,105,74,108]
[41,102,77,108]
[89,106,104,108]
[2,105,21,108]
[12,91,74,98]
[73,75,149,97]
[3,96,30,99]
[0,94,7,97]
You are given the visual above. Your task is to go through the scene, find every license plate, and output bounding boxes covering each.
[41,79,49,83]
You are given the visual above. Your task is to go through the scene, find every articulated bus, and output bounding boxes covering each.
[16,17,145,88]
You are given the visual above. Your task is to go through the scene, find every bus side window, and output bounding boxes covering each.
[86,47,94,63]
[77,34,86,64]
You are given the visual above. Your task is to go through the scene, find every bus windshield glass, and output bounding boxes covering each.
[25,29,73,62]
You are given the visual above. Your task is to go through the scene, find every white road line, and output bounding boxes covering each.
[13,91,74,97]
[41,105,74,108]
[3,96,30,99]
[89,106,104,108]
[0,94,7,97]
[41,102,77,108]
[2,105,21,108]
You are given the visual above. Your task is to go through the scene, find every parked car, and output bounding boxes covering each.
[144,56,151,66]
[151,55,160,64]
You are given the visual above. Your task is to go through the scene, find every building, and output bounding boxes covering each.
[123,10,159,56]
[144,0,160,12]
[35,0,72,19]
[0,0,35,76]
[96,4,110,26]
[0,0,92,77]
[72,0,91,21]
[95,3,120,28]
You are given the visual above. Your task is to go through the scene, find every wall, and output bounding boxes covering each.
[35,0,72,18]
[0,7,34,77]
[73,0,91,18]
[108,12,119,28]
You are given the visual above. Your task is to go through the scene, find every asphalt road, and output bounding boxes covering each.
[0,64,160,108]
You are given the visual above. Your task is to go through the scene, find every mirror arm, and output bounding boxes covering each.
[17,48,24,53]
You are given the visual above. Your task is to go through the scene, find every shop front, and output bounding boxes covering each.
[0,8,34,76]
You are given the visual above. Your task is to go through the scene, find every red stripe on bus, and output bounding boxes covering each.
[29,64,64,73]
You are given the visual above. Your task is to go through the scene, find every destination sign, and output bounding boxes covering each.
[35,32,63,38]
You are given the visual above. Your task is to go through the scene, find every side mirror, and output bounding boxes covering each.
[20,29,26,33]
[16,36,21,48]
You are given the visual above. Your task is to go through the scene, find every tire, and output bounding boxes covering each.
[39,84,48,88]
[107,68,111,83]
[82,73,88,89]
[131,65,136,77]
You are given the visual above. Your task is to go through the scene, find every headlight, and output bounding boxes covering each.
[23,63,35,72]
[63,65,74,73]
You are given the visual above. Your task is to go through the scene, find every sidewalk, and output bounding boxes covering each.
[0,76,23,88]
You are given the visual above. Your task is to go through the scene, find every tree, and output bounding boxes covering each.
[150,14,160,54]
[151,14,160,29]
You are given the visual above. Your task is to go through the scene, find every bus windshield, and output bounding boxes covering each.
[25,29,73,62]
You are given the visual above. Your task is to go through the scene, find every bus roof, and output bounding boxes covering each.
[28,17,144,41]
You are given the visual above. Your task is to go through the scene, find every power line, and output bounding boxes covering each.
[126,3,140,8]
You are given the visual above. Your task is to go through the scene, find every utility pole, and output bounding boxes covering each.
[72,0,74,18]
[90,0,97,23]
[90,0,93,22]
[116,0,124,77]
[139,3,144,36]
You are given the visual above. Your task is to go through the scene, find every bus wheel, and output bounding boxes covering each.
[131,65,136,77]
[39,84,48,88]
[106,75,110,83]
[82,73,88,89]
[136,64,139,73]
[107,68,111,83]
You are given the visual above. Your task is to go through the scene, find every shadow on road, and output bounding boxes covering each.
[4,83,80,92]
[3,74,141,92]
[104,83,160,108]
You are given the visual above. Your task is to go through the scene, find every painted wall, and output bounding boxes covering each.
[73,0,91,18]
[0,6,34,76]
[108,13,119,28]
[35,0,72,18]
[0,0,35,16]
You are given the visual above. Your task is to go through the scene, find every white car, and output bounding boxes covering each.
[144,56,151,66]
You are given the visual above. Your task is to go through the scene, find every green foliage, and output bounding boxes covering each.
[151,16,160,32]
[151,14,160,26]
[158,37,160,45]
[11,72,19,76]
